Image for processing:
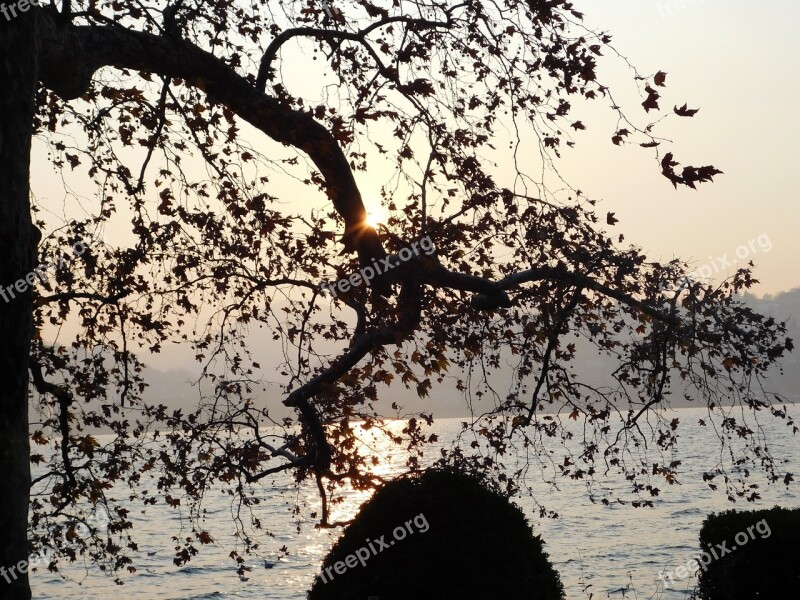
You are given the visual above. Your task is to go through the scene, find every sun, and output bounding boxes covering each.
[364,203,389,229]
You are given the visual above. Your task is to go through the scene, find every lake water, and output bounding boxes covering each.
[29,406,800,599]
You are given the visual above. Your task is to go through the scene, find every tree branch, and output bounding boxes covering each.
[498,266,677,325]
[524,285,584,425]
[255,15,451,90]
[36,11,386,272]
[29,358,76,494]
[282,282,422,477]
[37,289,130,306]
[423,261,682,327]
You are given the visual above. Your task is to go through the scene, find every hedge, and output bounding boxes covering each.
[307,467,564,600]
[696,505,800,599]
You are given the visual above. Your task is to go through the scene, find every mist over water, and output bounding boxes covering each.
[31,406,799,599]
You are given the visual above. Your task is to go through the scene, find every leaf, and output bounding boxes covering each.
[661,152,722,188]
[611,129,629,145]
[606,212,618,225]
[640,140,660,148]
[360,0,388,18]
[642,85,660,112]
[397,78,435,97]
[78,435,100,456]
[681,164,723,188]
[674,103,700,117]
[571,121,585,130]
[198,531,214,544]
[654,71,667,87]
[569,409,579,421]
[66,154,81,170]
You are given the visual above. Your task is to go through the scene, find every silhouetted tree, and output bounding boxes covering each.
[0,2,793,598]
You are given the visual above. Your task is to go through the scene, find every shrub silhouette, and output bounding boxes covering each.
[308,467,564,600]
[697,506,800,599]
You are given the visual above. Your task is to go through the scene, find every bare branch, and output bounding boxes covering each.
[29,358,76,493]
[255,15,451,90]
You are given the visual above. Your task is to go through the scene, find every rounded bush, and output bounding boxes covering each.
[697,506,800,600]
[308,467,564,600]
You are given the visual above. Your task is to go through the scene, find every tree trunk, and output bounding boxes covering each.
[0,13,39,600]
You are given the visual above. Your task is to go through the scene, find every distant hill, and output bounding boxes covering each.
[743,288,800,402]
[33,289,799,429]
[113,288,800,415]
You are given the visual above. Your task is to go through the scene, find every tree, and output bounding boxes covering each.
[1,13,39,600]
[0,1,794,597]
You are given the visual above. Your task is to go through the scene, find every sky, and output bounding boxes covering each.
[562,0,800,297]
[270,0,800,297]
[28,1,800,409]
[32,0,800,295]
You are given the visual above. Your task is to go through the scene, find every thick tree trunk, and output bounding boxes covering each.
[0,13,38,600]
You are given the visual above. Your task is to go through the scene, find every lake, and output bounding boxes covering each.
[29,406,800,599]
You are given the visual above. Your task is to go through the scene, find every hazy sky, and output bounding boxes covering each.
[32,1,799,295]
[562,0,800,296]
[30,0,799,383]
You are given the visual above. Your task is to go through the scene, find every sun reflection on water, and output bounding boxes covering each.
[325,419,412,523]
